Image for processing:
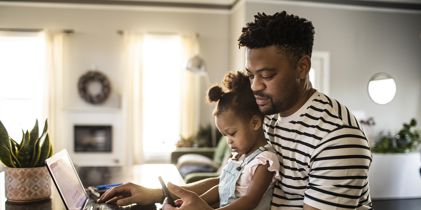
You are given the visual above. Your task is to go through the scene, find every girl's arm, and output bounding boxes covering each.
[182,177,219,196]
[200,184,220,207]
[217,162,274,210]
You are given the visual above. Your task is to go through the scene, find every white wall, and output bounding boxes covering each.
[0,3,230,165]
[1,1,421,163]
[229,0,245,71]
[241,1,421,138]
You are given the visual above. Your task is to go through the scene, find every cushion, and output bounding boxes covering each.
[176,153,219,178]
[213,136,229,165]
[176,154,218,168]
[178,164,217,178]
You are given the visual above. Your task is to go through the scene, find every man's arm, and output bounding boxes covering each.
[303,127,372,209]
[98,177,219,206]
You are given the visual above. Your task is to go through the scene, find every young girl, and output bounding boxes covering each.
[200,70,280,210]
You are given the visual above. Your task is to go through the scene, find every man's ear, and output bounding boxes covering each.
[250,115,263,131]
[297,55,311,80]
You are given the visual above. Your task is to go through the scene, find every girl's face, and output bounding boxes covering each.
[215,109,261,156]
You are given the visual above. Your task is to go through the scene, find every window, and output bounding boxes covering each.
[310,51,330,95]
[0,32,47,140]
[141,34,183,162]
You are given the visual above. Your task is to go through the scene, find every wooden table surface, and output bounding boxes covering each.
[3,165,421,210]
[0,164,184,210]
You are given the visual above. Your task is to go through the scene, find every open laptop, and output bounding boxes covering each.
[45,149,141,210]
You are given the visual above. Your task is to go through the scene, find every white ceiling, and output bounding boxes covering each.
[111,0,421,6]
[112,0,237,6]
[1,0,420,10]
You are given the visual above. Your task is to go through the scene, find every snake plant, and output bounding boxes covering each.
[0,119,53,168]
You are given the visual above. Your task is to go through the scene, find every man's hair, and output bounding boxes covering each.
[207,71,262,120]
[238,11,315,60]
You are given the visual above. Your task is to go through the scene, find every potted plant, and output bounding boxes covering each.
[369,118,421,199]
[0,119,53,203]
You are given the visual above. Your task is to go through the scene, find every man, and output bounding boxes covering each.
[99,11,372,210]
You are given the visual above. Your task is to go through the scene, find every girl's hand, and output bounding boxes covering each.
[162,183,213,210]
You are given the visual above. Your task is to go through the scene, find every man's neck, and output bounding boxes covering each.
[279,88,316,117]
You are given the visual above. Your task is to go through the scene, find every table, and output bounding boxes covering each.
[0,164,184,210]
[372,198,421,210]
[4,165,420,210]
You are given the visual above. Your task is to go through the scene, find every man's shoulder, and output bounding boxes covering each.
[311,92,361,128]
[262,91,364,135]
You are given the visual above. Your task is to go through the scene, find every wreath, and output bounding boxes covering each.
[77,71,111,104]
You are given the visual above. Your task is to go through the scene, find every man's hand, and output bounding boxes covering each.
[162,182,213,210]
[97,182,162,206]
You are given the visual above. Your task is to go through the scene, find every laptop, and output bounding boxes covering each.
[45,149,151,210]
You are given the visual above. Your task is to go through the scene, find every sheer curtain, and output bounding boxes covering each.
[141,34,183,163]
[124,33,199,163]
[122,32,144,164]
[45,31,65,152]
[0,31,48,139]
[180,34,201,140]
[0,31,62,171]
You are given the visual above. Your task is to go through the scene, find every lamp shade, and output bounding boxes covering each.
[186,55,206,73]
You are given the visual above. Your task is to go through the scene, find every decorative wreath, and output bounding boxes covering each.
[77,71,111,105]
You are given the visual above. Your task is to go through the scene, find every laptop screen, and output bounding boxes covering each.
[45,149,88,210]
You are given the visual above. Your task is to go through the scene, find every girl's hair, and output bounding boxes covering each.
[207,71,261,120]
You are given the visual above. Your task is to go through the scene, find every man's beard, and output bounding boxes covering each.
[254,92,278,115]
[260,101,278,115]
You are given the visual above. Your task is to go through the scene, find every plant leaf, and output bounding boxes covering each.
[28,120,39,166]
[31,136,42,166]
[37,134,51,167]
[0,144,15,167]
[42,119,48,137]
[17,131,32,167]
[30,119,39,144]
[0,121,11,153]
[8,138,21,167]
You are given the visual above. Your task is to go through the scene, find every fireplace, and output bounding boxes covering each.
[74,125,112,152]
[64,111,126,166]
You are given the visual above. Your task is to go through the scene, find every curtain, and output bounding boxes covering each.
[180,34,203,140]
[45,31,65,152]
[125,33,204,163]
[122,32,144,164]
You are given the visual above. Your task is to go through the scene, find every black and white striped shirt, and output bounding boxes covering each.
[264,91,372,210]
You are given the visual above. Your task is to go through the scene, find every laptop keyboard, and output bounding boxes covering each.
[86,191,150,210]
[85,202,119,210]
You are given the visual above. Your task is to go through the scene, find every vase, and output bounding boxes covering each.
[5,166,51,203]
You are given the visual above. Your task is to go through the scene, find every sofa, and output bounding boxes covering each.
[171,137,230,183]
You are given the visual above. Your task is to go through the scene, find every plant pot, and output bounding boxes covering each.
[369,152,421,199]
[5,166,51,203]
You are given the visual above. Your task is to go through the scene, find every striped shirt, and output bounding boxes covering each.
[264,91,372,210]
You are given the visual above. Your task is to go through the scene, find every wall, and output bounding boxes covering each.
[1,1,420,164]
[229,0,245,71]
[0,3,230,165]
[240,1,421,138]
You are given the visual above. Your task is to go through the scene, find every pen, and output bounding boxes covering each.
[95,183,123,190]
